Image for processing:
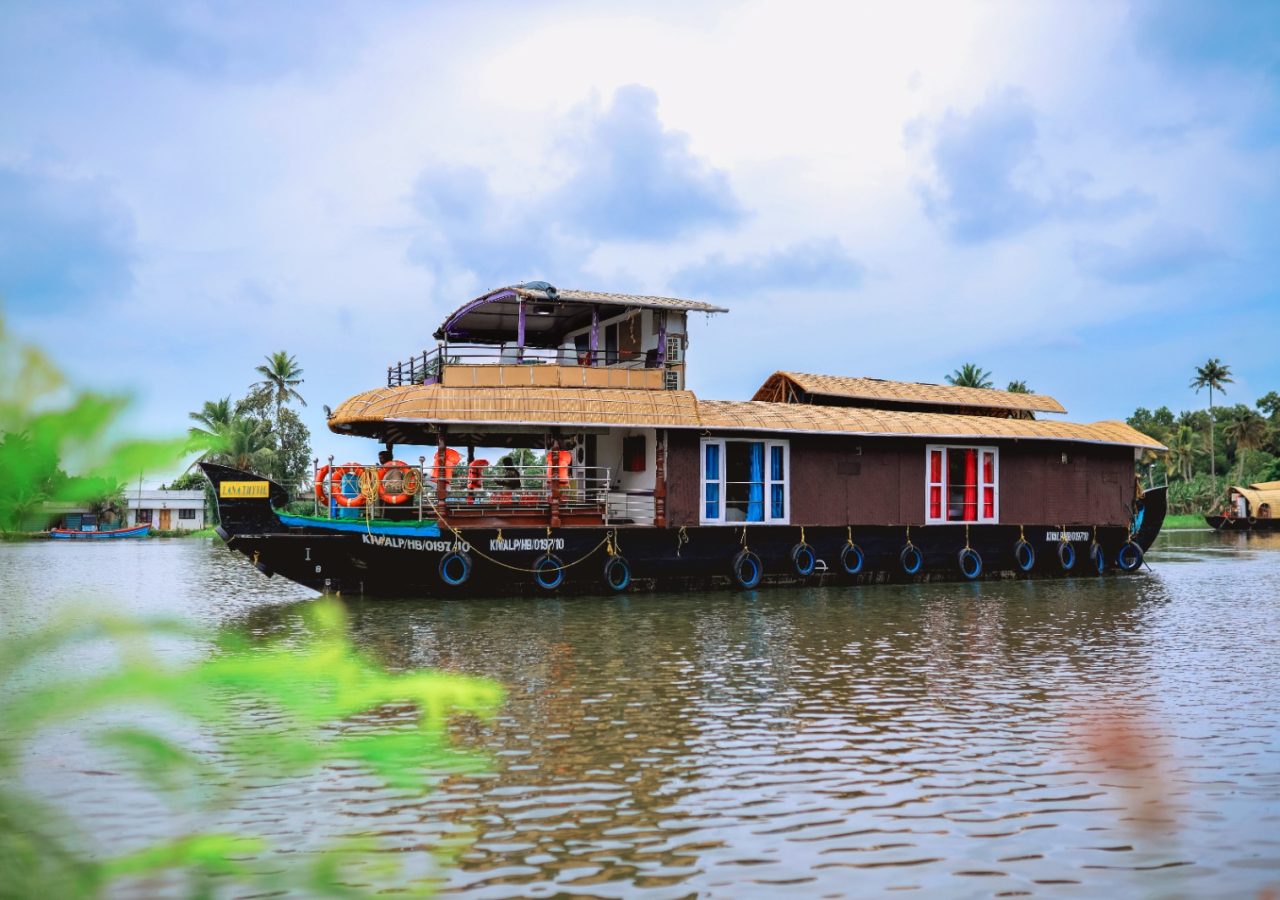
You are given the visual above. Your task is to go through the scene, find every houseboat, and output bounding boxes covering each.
[204,283,1167,596]
[1206,481,1280,531]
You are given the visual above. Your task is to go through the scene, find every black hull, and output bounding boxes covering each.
[204,465,1167,598]
[1206,515,1279,531]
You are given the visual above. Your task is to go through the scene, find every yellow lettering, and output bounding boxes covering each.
[219,481,270,499]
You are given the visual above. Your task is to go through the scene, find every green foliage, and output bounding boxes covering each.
[1005,380,1032,394]
[161,471,206,491]
[236,386,312,490]
[0,317,194,534]
[945,363,993,389]
[0,600,503,897]
[190,354,314,492]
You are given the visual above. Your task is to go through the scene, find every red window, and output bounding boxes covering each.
[926,446,998,523]
[928,449,943,519]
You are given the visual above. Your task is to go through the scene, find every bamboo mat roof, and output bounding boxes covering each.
[698,400,1160,448]
[330,385,1163,449]
[1230,482,1280,511]
[754,371,1067,414]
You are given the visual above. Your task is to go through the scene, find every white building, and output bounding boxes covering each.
[127,489,207,531]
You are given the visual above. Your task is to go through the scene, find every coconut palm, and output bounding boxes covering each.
[1164,425,1199,482]
[1223,408,1268,483]
[254,351,306,462]
[188,396,233,443]
[946,364,993,389]
[1006,380,1031,394]
[1190,358,1233,484]
[216,416,277,475]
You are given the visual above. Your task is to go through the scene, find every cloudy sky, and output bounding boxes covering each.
[3,0,1278,468]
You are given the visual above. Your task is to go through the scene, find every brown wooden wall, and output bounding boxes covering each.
[664,430,1136,527]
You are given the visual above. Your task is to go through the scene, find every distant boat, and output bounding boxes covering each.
[49,523,150,540]
[1206,480,1280,531]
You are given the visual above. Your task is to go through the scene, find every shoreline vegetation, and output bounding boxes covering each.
[1125,358,1278,517]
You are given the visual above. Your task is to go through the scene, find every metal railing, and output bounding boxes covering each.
[312,461,637,522]
[387,344,661,387]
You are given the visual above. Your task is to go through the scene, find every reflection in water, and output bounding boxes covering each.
[4,532,1280,896]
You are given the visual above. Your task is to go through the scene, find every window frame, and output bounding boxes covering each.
[700,438,790,525]
[924,444,999,525]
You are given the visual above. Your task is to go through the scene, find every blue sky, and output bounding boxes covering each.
[2,0,1278,473]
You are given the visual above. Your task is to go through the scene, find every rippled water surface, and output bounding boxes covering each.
[3,529,1280,897]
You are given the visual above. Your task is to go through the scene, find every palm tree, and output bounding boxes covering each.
[217,417,277,475]
[1223,408,1267,483]
[254,351,306,461]
[1190,358,1233,485]
[188,396,233,443]
[1164,425,1199,482]
[1006,380,1031,394]
[946,364,993,389]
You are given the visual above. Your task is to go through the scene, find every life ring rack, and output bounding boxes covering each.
[329,463,368,508]
[377,460,420,505]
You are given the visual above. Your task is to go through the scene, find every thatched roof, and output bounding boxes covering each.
[754,371,1066,415]
[330,384,1163,449]
[1230,482,1280,515]
[435,284,728,344]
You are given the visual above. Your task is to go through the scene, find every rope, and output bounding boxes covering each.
[904,525,914,549]
[799,526,806,546]
[740,526,749,552]
[964,523,972,552]
[423,492,610,574]
[846,525,854,548]
[676,525,689,558]
[1059,524,1068,544]
[1018,524,1026,543]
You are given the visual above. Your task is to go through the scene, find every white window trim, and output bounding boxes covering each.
[924,444,999,525]
[700,438,790,525]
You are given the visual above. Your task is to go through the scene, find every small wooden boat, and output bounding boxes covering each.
[207,283,1167,597]
[1206,481,1280,531]
[49,523,151,540]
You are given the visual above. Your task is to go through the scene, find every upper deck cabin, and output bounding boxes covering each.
[387,283,728,392]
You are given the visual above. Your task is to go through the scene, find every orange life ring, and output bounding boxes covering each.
[314,465,330,502]
[431,448,462,484]
[546,450,572,484]
[330,463,367,507]
[377,460,417,505]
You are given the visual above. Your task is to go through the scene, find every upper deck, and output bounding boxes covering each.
[387,283,728,391]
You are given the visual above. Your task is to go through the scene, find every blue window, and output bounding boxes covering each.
[704,442,721,520]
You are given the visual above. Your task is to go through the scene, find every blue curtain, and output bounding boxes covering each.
[770,445,785,518]
[704,443,720,520]
[747,442,764,521]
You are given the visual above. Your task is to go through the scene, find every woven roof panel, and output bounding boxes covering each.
[755,371,1067,414]
[331,386,1163,449]
[698,401,1158,447]
[332,386,703,430]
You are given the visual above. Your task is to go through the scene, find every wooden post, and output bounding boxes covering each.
[589,305,599,366]
[654,428,667,527]
[517,300,526,362]
[466,444,475,504]
[435,429,448,518]
[656,310,668,367]
[548,433,561,528]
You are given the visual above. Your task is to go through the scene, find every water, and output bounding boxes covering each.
[2,530,1279,897]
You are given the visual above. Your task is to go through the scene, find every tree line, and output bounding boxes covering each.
[1127,359,1278,514]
